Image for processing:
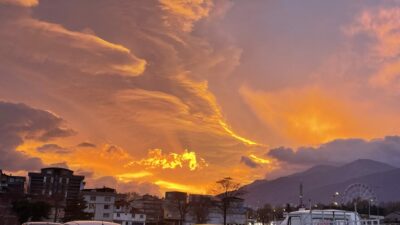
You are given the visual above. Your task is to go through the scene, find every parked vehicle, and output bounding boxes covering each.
[22,223,62,225]
[63,221,120,225]
[280,209,380,225]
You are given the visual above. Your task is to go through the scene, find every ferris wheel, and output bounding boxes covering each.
[341,183,377,205]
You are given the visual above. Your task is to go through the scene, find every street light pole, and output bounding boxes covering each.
[368,199,371,219]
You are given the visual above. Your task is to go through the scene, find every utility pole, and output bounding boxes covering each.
[299,182,303,208]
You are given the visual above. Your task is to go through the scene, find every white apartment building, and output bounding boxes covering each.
[113,212,146,225]
[82,187,116,221]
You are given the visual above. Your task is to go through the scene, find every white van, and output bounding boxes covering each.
[280,209,379,225]
[63,221,120,225]
[22,223,62,225]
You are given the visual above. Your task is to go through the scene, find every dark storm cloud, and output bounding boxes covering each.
[37,143,71,154]
[76,169,94,178]
[48,161,69,169]
[0,101,74,171]
[240,156,260,168]
[77,142,97,148]
[268,136,400,166]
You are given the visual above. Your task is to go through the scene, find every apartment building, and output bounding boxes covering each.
[82,187,116,221]
[0,169,26,194]
[28,167,85,202]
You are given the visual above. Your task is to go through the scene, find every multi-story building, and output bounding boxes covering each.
[131,194,163,225]
[27,167,85,222]
[0,170,26,194]
[28,167,85,202]
[113,196,146,225]
[82,187,116,221]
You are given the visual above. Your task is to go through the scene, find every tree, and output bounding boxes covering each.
[63,196,92,222]
[190,196,212,224]
[12,199,31,223]
[257,204,273,225]
[172,197,190,225]
[12,199,51,223]
[285,203,294,213]
[31,201,52,221]
[214,177,246,225]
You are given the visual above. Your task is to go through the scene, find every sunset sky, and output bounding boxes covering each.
[1,0,400,195]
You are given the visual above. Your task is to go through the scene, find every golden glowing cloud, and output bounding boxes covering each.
[249,154,270,164]
[117,172,153,182]
[155,180,205,193]
[174,74,261,146]
[240,86,364,146]
[127,149,207,171]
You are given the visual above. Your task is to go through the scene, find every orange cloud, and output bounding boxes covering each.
[0,0,38,7]
[174,74,261,146]
[159,0,214,32]
[155,180,205,194]
[240,86,364,146]
[117,172,153,181]
[345,7,400,94]
[0,17,146,77]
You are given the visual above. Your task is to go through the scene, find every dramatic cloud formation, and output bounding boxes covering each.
[2,0,400,194]
[345,6,400,94]
[240,156,261,169]
[0,101,73,171]
[77,142,97,148]
[268,136,400,167]
[37,143,71,154]
[127,149,207,171]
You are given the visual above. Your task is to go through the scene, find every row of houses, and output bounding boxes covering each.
[82,188,247,225]
[0,167,247,225]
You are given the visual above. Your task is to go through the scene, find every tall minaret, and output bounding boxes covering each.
[299,182,304,208]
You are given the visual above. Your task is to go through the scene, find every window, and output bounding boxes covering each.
[90,196,96,201]
[105,196,111,201]
[104,204,110,209]
[140,215,144,219]
[103,213,110,218]
[289,216,301,225]
[117,213,120,217]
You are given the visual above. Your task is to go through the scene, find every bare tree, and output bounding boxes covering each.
[190,196,212,224]
[166,195,190,225]
[176,198,190,225]
[213,177,246,225]
[256,204,273,225]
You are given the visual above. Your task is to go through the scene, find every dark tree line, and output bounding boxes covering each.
[12,199,51,223]
[63,196,93,222]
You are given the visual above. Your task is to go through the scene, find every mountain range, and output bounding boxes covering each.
[242,159,400,206]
